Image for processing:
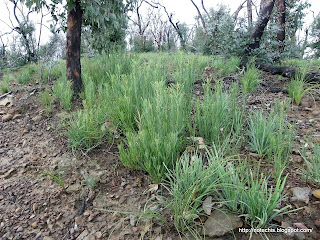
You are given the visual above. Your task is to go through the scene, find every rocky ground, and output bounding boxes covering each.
[0,72,320,240]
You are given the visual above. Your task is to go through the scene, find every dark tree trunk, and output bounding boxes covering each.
[277,0,286,53]
[247,0,253,27]
[241,0,276,66]
[255,61,320,83]
[66,0,83,94]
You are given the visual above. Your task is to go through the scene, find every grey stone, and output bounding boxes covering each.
[291,187,311,204]
[203,210,243,237]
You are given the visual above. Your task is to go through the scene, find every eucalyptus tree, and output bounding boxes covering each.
[22,0,134,94]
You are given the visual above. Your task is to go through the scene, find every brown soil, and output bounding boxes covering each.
[0,70,320,240]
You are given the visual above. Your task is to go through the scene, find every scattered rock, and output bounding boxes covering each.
[32,115,43,123]
[294,232,306,240]
[203,196,214,215]
[130,215,137,226]
[293,222,308,229]
[2,168,16,179]
[67,184,82,193]
[2,113,13,121]
[95,231,102,239]
[75,215,84,226]
[312,189,320,199]
[43,237,54,240]
[290,187,311,204]
[31,222,38,228]
[12,114,22,120]
[203,210,243,237]
[0,95,13,106]
[32,203,39,211]
[16,226,23,232]
[76,230,89,240]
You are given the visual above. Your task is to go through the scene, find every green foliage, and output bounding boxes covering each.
[207,146,245,212]
[42,171,65,190]
[206,145,290,229]
[299,143,320,185]
[269,101,295,178]
[16,64,39,84]
[288,65,319,105]
[65,106,109,151]
[247,100,294,163]
[40,88,53,116]
[159,153,220,236]
[0,72,13,94]
[130,36,155,52]
[119,83,188,183]
[192,5,249,56]
[53,76,73,110]
[240,65,261,93]
[82,173,97,189]
[41,60,65,82]
[310,13,320,58]
[212,56,240,77]
[195,81,244,148]
[238,170,289,228]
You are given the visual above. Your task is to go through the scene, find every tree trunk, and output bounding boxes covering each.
[241,0,276,66]
[190,0,208,35]
[276,0,286,54]
[66,0,83,94]
[247,0,253,27]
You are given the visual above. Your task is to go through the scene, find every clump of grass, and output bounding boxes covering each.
[240,65,261,93]
[288,63,319,105]
[53,76,73,110]
[195,81,244,149]
[238,169,289,228]
[65,106,109,151]
[212,56,240,77]
[299,143,320,185]
[41,60,65,82]
[247,101,295,177]
[269,100,295,178]
[42,171,65,190]
[16,64,39,84]
[0,80,10,94]
[206,144,290,229]
[40,88,53,116]
[82,173,97,189]
[159,153,220,237]
[119,82,188,183]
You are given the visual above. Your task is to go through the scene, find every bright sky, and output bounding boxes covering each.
[160,0,320,26]
[0,0,319,46]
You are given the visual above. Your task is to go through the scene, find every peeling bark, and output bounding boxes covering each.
[66,0,83,94]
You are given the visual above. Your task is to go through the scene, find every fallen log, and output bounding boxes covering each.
[255,61,320,83]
